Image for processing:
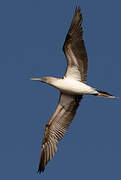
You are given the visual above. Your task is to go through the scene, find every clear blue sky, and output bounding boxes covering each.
[0,0,121,179]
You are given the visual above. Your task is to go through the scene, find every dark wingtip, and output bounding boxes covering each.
[37,156,45,174]
[75,6,80,11]
[75,6,80,14]
[75,6,82,15]
[37,169,41,174]
[74,6,82,22]
[37,169,44,174]
[37,165,45,174]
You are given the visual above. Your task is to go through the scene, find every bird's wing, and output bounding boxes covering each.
[38,93,82,173]
[63,7,88,82]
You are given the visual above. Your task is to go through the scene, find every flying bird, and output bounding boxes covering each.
[30,7,116,173]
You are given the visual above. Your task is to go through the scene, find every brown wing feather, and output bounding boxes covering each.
[38,93,82,173]
[63,7,88,82]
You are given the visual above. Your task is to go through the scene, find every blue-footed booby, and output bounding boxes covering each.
[30,7,116,173]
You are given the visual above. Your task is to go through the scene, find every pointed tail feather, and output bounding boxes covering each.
[95,89,116,98]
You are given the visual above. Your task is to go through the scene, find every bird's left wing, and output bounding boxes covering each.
[63,8,88,82]
[38,93,82,173]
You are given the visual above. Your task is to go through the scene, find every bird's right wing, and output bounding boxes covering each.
[38,93,82,173]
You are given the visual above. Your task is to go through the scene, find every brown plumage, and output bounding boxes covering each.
[63,8,88,82]
[30,7,116,173]
[37,8,86,173]
[38,94,82,172]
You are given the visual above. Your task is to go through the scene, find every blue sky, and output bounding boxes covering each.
[0,0,121,179]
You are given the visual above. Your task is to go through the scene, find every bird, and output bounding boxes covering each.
[30,7,116,173]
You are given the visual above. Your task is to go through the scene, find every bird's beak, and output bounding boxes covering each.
[30,78,41,81]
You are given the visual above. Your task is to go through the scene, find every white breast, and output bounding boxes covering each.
[51,77,97,95]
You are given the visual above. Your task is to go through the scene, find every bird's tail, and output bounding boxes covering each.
[95,89,116,98]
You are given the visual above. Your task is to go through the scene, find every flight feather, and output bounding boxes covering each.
[38,94,82,172]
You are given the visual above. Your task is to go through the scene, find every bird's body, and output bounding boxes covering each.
[32,76,97,95]
[31,7,116,173]
[51,77,97,95]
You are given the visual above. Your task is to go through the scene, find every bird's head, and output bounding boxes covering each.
[30,76,57,84]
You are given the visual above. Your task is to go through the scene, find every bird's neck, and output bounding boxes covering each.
[41,76,61,86]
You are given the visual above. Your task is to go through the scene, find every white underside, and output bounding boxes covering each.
[50,77,98,95]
